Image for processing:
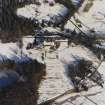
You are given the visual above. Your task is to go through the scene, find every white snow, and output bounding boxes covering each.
[1,0,105,104]
[59,45,99,66]
[38,42,100,104]
[17,3,68,19]
[65,0,105,37]
[0,42,41,63]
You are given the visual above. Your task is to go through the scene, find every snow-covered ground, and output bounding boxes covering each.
[0,38,103,105]
[0,39,43,63]
[38,42,101,104]
[17,1,69,25]
[65,0,105,37]
[1,0,105,105]
[59,45,99,66]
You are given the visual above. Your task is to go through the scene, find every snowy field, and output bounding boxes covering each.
[16,1,69,25]
[65,0,105,37]
[1,0,105,105]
